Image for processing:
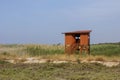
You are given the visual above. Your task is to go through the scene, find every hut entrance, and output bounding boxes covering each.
[75,34,80,44]
[62,30,92,55]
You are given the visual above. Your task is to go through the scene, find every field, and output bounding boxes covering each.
[0,62,120,80]
[0,43,120,80]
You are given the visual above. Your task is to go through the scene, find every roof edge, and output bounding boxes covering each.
[62,30,92,34]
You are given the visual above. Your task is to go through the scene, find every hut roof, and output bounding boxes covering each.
[62,30,92,34]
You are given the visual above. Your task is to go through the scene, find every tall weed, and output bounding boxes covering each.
[26,44,64,56]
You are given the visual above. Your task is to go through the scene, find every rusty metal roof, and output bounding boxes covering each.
[62,30,92,34]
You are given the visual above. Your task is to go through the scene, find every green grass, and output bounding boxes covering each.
[0,62,120,80]
[26,44,64,56]
[0,42,120,58]
[91,43,120,56]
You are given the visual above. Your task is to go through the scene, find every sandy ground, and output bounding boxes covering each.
[5,57,120,67]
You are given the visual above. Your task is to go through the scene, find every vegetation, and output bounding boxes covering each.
[0,42,120,56]
[0,43,120,80]
[26,44,64,56]
[91,42,120,56]
[0,43,119,62]
[0,62,120,80]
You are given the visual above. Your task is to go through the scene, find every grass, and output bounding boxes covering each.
[26,44,64,56]
[91,42,120,56]
[0,62,120,80]
[0,43,120,61]
[0,42,120,56]
[0,43,120,80]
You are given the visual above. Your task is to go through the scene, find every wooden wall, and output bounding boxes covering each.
[80,33,89,45]
[65,34,75,54]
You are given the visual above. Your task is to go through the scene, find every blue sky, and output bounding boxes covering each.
[0,0,120,44]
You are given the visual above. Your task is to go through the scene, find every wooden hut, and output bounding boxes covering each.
[63,30,92,54]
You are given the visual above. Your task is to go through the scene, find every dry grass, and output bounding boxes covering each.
[0,52,120,63]
[85,55,120,62]
[0,44,120,63]
[0,53,120,64]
